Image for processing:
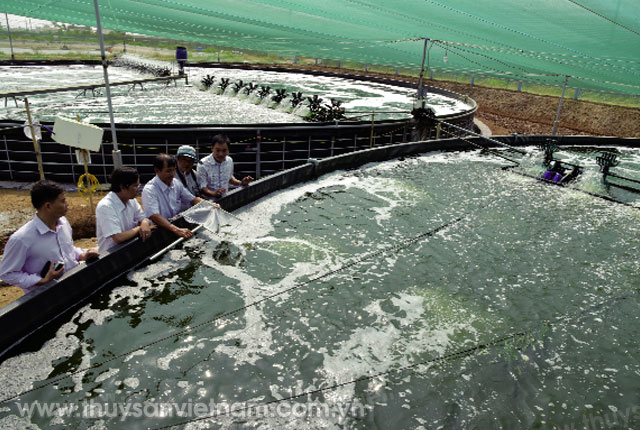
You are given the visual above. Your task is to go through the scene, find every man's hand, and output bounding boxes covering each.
[241,176,254,186]
[172,226,194,239]
[214,187,226,197]
[139,219,153,241]
[80,249,99,261]
[208,201,221,209]
[39,261,64,285]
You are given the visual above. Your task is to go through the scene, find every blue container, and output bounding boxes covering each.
[176,46,188,61]
[542,170,554,180]
[552,172,563,182]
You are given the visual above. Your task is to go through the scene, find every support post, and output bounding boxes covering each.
[93,0,122,169]
[5,13,15,61]
[255,131,261,179]
[417,38,429,104]
[552,75,569,136]
[81,150,94,212]
[369,113,375,148]
[24,98,45,180]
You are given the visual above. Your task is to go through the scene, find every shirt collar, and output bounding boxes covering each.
[33,213,62,234]
[154,175,175,191]
[203,154,227,166]
[108,191,127,211]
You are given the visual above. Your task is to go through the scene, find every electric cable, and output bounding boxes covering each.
[564,0,640,39]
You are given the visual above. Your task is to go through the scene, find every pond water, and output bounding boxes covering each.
[0,147,638,429]
[0,60,470,125]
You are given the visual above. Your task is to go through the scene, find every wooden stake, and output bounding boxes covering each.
[24,97,45,181]
[81,149,94,212]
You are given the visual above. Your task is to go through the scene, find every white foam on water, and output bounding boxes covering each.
[77,307,114,326]
[319,292,435,400]
[71,342,93,394]
[232,171,360,241]
[349,176,414,227]
[200,236,338,365]
[123,349,147,363]
[123,377,139,389]
[0,414,42,429]
[0,321,80,401]
[94,368,119,383]
[108,250,189,308]
[0,246,198,406]
[157,344,200,371]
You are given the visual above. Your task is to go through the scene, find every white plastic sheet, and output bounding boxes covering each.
[181,202,241,236]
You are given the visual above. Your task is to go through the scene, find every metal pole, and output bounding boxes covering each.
[93,0,122,169]
[5,13,15,61]
[417,38,429,107]
[552,75,569,136]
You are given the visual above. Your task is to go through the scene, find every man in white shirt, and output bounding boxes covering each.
[199,134,254,199]
[96,167,153,253]
[142,153,214,238]
[0,180,99,293]
[175,145,203,211]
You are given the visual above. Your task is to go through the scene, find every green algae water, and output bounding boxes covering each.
[0,149,639,429]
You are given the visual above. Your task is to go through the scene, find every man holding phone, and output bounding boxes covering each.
[0,180,99,293]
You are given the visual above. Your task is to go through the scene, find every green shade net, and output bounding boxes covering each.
[3,0,640,95]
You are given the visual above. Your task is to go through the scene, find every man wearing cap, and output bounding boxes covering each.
[142,153,219,239]
[175,145,203,211]
[199,134,254,200]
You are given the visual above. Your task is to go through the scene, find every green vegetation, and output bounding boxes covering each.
[1,26,639,108]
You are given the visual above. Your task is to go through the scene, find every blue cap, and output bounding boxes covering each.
[176,145,197,159]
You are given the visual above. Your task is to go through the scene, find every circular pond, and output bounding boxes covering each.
[0,62,471,125]
[0,147,638,429]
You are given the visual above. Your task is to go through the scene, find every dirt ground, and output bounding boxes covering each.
[1,69,639,306]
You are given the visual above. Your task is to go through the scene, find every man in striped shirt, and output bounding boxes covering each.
[198,134,254,200]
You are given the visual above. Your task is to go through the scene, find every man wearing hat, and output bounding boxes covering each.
[175,145,203,211]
